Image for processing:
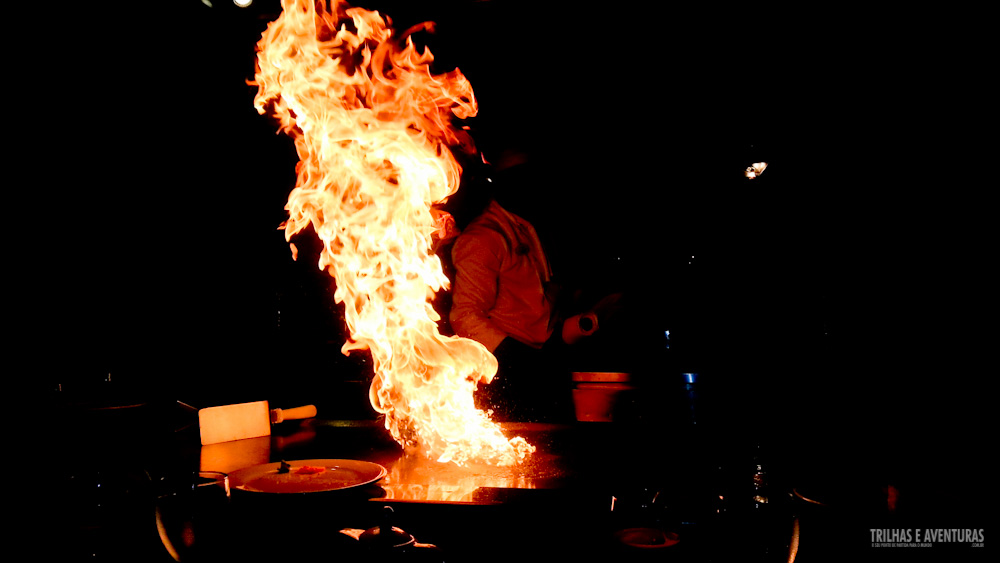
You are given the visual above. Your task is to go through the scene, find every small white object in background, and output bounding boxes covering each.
[745,161,768,179]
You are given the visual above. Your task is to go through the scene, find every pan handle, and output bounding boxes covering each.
[270,405,318,424]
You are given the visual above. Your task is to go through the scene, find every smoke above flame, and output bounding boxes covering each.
[252,0,533,466]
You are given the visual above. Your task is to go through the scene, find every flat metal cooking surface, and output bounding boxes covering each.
[271,420,674,505]
[375,447,566,502]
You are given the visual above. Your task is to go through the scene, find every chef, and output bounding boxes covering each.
[446,145,609,421]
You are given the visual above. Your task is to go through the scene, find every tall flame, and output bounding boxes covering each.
[253,0,533,466]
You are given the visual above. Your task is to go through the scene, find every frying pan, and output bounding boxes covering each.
[229,459,387,494]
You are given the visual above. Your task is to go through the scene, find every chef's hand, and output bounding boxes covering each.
[560,293,625,345]
[561,312,598,345]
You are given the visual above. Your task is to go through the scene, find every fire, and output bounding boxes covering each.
[252,0,534,466]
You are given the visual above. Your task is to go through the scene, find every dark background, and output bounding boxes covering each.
[36,1,987,488]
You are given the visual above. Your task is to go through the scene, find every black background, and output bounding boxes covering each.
[33,1,988,488]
